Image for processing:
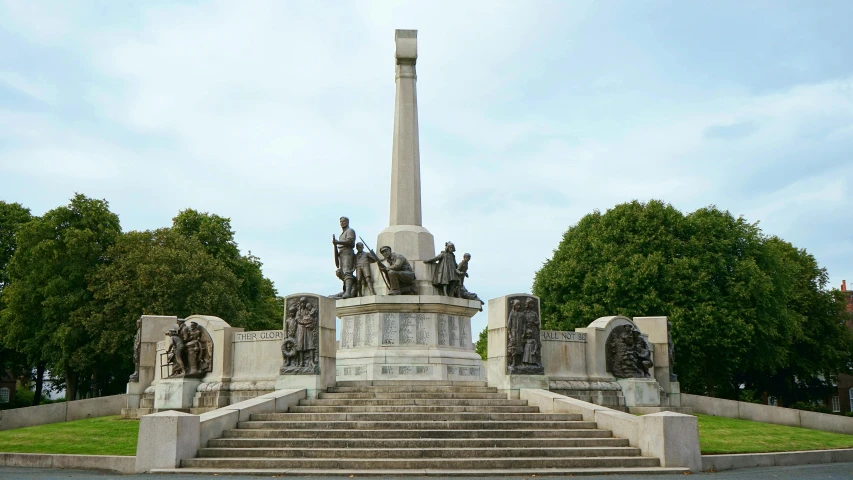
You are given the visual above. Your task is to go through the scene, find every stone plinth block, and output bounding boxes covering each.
[135,411,199,473]
[336,295,483,382]
[487,294,547,395]
[617,377,662,407]
[277,294,336,398]
[154,378,202,410]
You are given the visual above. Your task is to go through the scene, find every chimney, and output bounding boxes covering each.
[843,280,847,291]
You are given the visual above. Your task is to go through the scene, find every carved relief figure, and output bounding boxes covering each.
[355,242,376,296]
[332,217,357,299]
[166,327,187,376]
[506,296,544,375]
[377,246,416,295]
[165,319,213,378]
[129,317,142,382]
[456,253,483,306]
[605,324,654,378]
[424,241,459,296]
[281,296,321,375]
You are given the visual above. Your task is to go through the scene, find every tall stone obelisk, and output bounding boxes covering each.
[334,30,484,383]
[376,30,436,265]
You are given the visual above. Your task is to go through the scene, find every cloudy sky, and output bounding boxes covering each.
[1,0,851,336]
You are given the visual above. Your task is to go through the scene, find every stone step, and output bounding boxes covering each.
[237,420,598,430]
[284,406,542,414]
[181,456,663,470]
[318,392,508,400]
[251,412,575,422]
[327,386,497,393]
[223,428,614,439]
[299,398,529,407]
[207,437,631,449]
[196,446,643,459]
[153,467,691,476]
[336,380,488,387]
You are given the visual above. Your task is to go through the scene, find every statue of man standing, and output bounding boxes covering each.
[333,216,357,299]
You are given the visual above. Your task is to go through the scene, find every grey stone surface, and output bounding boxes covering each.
[617,378,661,407]
[682,393,853,435]
[135,411,200,473]
[522,388,701,472]
[0,394,127,431]
[0,454,134,474]
[154,378,202,410]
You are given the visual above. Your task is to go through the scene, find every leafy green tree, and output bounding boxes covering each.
[475,327,488,360]
[533,200,853,402]
[84,228,249,390]
[171,209,281,331]
[0,194,121,402]
[0,201,34,396]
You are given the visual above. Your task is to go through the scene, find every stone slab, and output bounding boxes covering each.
[154,378,202,410]
[135,411,199,473]
[617,378,661,407]
[0,453,135,474]
[702,448,853,472]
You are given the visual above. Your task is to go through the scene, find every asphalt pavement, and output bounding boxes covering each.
[2,463,853,480]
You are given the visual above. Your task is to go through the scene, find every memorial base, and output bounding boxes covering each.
[153,378,202,410]
[275,373,332,399]
[617,378,661,407]
[489,373,548,399]
[335,295,484,383]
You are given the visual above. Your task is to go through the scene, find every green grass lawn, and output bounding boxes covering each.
[0,416,138,456]
[697,414,853,454]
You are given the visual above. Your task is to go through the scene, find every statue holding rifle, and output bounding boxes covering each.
[332,216,357,299]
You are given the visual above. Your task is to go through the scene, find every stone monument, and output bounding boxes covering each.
[335,30,484,382]
[275,293,336,397]
[487,294,548,397]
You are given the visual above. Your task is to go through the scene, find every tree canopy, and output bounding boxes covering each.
[0,196,282,401]
[533,200,853,404]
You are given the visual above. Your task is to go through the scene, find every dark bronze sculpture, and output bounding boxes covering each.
[165,319,213,378]
[605,324,654,378]
[355,242,376,296]
[424,242,459,296]
[281,296,321,375]
[456,253,484,306]
[506,296,544,374]
[377,246,417,295]
[129,317,142,382]
[332,217,357,299]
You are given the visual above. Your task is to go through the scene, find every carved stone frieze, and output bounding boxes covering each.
[506,296,544,375]
[281,295,321,375]
[165,319,213,378]
[605,324,654,378]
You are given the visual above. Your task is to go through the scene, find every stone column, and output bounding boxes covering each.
[125,316,179,411]
[376,29,436,263]
[275,294,336,398]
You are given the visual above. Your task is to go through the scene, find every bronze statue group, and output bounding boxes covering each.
[331,216,482,302]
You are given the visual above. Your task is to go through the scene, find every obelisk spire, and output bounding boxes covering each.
[377,29,435,264]
[389,29,421,226]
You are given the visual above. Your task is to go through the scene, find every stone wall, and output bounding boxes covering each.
[0,394,127,431]
[682,393,853,435]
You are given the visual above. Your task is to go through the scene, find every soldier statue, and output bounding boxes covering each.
[377,246,416,295]
[332,216,357,299]
[355,242,376,296]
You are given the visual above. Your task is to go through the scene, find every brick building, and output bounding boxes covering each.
[835,280,853,413]
[0,370,16,406]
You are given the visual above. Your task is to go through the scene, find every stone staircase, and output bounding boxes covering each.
[156,381,689,475]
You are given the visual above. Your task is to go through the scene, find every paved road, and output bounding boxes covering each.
[2,463,853,479]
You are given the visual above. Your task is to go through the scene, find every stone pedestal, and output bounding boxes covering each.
[487,294,547,397]
[154,378,202,410]
[276,294,337,398]
[335,295,483,382]
[617,378,661,407]
[124,316,181,417]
